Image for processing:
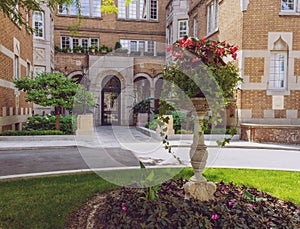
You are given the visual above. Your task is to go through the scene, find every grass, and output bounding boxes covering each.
[0,168,299,229]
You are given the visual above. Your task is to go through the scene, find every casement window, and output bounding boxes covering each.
[269,52,287,89]
[207,0,218,34]
[118,0,158,20]
[14,55,20,79]
[27,62,31,77]
[58,0,101,17]
[178,20,188,39]
[193,18,198,38]
[60,37,99,52]
[120,39,156,54]
[33,11,44,39]
[281,0,297,11]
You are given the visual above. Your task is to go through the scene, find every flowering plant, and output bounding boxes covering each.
[164,36,241,100]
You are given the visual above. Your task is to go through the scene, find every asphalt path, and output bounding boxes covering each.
[1,145,299,178]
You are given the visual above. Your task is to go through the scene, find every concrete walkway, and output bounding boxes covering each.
[0,126,300,179]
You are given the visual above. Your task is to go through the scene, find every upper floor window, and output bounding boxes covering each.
[178,20,188,39]
[58,0,101,17]
[120,39,156,55]
[281,0,297,11]
[207,0,218,35]
[33,11,44,39]
[118,0,158,20]
[269,52,287,89]
[60,37,99,52]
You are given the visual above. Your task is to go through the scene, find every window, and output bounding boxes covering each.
[120,39,156,55]
[58,0,101,17]
[27,62,31,77]
[118,0,158,20]
[178,20,188,39]
[269,52,287,89]
[60,37,99,52]
[193,18,198,38]
[33,11,44,39]
[207,0,218,34]
[167,24,173,45]
[281,0,297,11]
[14,55,20,79]
[11,1,19,24]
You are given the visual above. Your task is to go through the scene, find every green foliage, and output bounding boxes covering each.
[132,97,155,114]
[114,41,122,50]
[1,130,64,136]
[14,72,78,110]
[72,84,98,114]
[22,114,76,134]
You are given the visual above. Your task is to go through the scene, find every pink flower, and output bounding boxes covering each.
[228,199,237,207]
[166,44,173,52]
[172,51,183,58]
[249,204,254,209]
[211,214,219,220]
[122,207,127,212]
[192,57,200,63]
[121,202,126,207]
[221,185,226,191]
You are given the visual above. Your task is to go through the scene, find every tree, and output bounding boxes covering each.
[0,0,128,29]
[14,72,78,130]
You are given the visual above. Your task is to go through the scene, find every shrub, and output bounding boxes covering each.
[23,114,76,134]
[1,130,64,136]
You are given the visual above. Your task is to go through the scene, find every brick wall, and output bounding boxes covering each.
[0,10,33,132]
[244,57,264,83]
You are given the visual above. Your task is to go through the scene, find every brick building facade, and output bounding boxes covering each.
[189,0,300,143]
[0,10,33,133]
[53,0,167,126]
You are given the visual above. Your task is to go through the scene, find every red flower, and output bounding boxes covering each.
[183,37,194,47]
[179,37,187,47]
[201,36,207,43]
[212,41,218,46]
[211,214,219,220]
[229,46,239,53]
[166,44,173,52]
[216,47,225,55]
[232,52,237,60]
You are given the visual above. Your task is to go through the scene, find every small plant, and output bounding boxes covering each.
[89,44,98,53]
[114,41,122,50]
[54,45,62,52]
[73,45,84,53]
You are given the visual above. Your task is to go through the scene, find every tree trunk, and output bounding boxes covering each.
[55,106,61,130]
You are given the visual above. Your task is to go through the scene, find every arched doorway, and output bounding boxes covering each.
[101,75,121,125]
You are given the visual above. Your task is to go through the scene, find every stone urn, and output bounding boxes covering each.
[184,97,216,201]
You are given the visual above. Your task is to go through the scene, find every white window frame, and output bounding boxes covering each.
[118,0,158,21]
[120,39,156,55]
[193,18,198,38]
[60,37,100,51]
[167,24,173,45]
[269,52,287,90]
[281,0,297,11]
[207,0,218,35]
[33,11,44,39]
[58,0,101,17]
[178,20,188,39]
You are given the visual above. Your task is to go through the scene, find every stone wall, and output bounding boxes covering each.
[240,124,300,144]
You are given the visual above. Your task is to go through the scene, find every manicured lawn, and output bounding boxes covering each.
[0,168,299,229]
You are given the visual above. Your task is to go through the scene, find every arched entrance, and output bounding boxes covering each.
[101,75,121,125]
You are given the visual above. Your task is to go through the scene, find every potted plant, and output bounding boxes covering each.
[161,36,242,201]
[89,44,98,53]
[73,45,84,53]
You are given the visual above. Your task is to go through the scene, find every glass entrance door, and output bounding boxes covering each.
[102,91,120,125]
[101,76,121,125]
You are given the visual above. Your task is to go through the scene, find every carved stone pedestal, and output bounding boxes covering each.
[184,98,216,201]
